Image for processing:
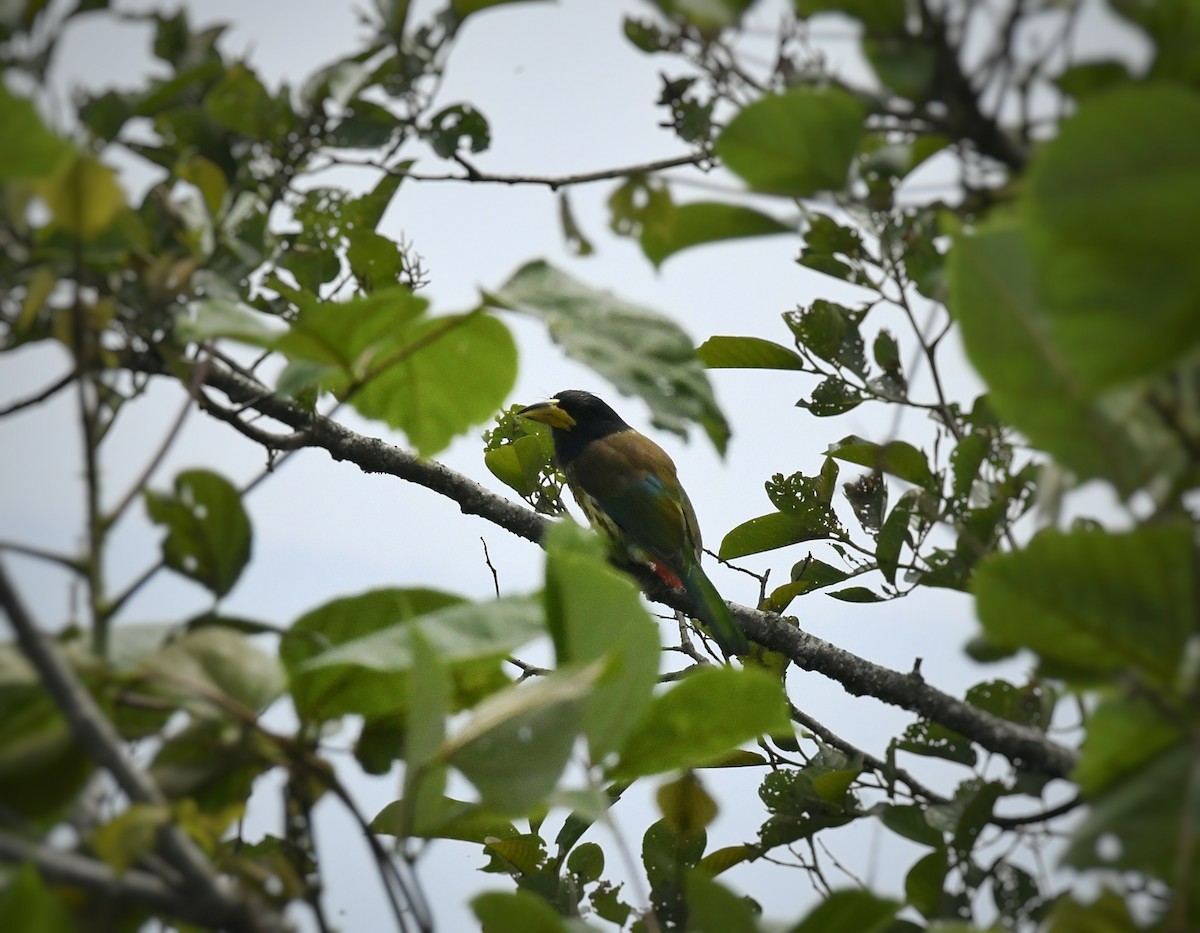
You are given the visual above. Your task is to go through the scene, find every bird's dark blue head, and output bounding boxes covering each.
[518,390,632,464]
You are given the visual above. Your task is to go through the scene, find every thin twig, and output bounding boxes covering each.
[0,370,76,417]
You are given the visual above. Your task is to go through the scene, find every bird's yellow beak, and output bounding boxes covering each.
[518,399,576,430]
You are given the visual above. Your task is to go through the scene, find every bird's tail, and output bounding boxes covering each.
[681,561,749,656]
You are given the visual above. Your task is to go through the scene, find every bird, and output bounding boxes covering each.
[518,390,748,655]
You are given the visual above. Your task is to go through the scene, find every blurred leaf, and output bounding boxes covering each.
[696,335,803,370]
[1024,84,1200,390]
[92,803,172,873]
[878,803,943,848]
[1073,695,1182,796]
[685,871,757,933]
[0,862,75,932]
[904,848,948,919]
[612,666,790,778]
[865,36,935,100]
[1065,743,1198,880]
[716,87,865,196]
[424,103,490,157]
[567,841,605,883]
[798,213,865,283]
[0,85,73,180]
[471,890,566,933]
[973,522,1195,691]
[788,889,900,933]
[1043,889,1140,933]
[543,522,660,759]
[657,772,718,838]
[451,0,551,20]
[36,152,125,240]
[445,661,603,813]
[489,260,729,452]
[949,224,1157,494]
[1054,61,1132,100]
[145,469,252,598]
[281,588,527,722]
[176,297,285,346]
[372,795,519,843]
[142,626,283,713]
[894,718,975,766]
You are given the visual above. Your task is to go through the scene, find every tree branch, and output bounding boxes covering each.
[0,561,281,933]
[133,351,1078,779]
[0,829,254,929]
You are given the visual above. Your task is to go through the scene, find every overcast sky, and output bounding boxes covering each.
[0,0,1146,928]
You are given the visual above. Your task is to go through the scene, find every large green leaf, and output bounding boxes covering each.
[470,890,566,933]
[276,288,517,456]
[0,85,73,181]
[141,626,284,714]
[827,436,936,489]
[1073,695,1184,797]
[36,152,125,240]
[695,335,804,370]
[1065,743,1198,881]
[716,87,865,196]
[0,862,75,933]
[637,200,790,267]
[1024,84,1200,390]
[489,260,729,453]
[612,666,790,778]
[949,225,1157,494]
[788,889,900,933]
[974,522,1196,692]
[145,469,252,598]
[281,588,534,722]
[542,522,660,759]
[444,661,603,814]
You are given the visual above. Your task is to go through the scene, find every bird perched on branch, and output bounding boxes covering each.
[519,390,748,655]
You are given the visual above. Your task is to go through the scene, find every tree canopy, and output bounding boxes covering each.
[1,0,1197,931]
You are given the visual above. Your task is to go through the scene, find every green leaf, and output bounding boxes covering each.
[278,287,518,456]
[1065,743,1198,880]
[141,626,284,713]
[788,889,900,933]
[372,796,520,844]
[894,718,976,766]
[451,0,551,21]
[696,335,804,370]
[0,85,73,180]
[0,862,75,932]
[716,87,866,196]
[639,200,790,267]
[1024,84,1200,390]
[612,666,790,778]
[827,586,884,603]
[865,36,936,100]
[282,589,530,722]
[300,595,544,673]
[949,224,1155,494]
[145,469,252,597]
[720,511,828,559]
[490,260,729,452]
[797,213,865,283]
[685,871,758,933]
[93,803,172,873]
[973,521,1196,691]
[424,103,490,157]
[1073,695,1183,796]
[786,300,867,376]
[567,841,605,883]
[657,772,718,838]
[877,491,917,585]
[470,890,566,933]
[543,522,660,759]
[878,803,943,848]
[795,0,906,33]
[445,661,602,813]
[797,377,866,416]
[904,849,948,919]
[828,436,936,489]
[176,297,285,346]
[484,433,547,497]
[1043,889,1140,933]
[36,152,125,240]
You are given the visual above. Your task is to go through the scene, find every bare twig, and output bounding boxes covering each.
[0,370,76,417]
